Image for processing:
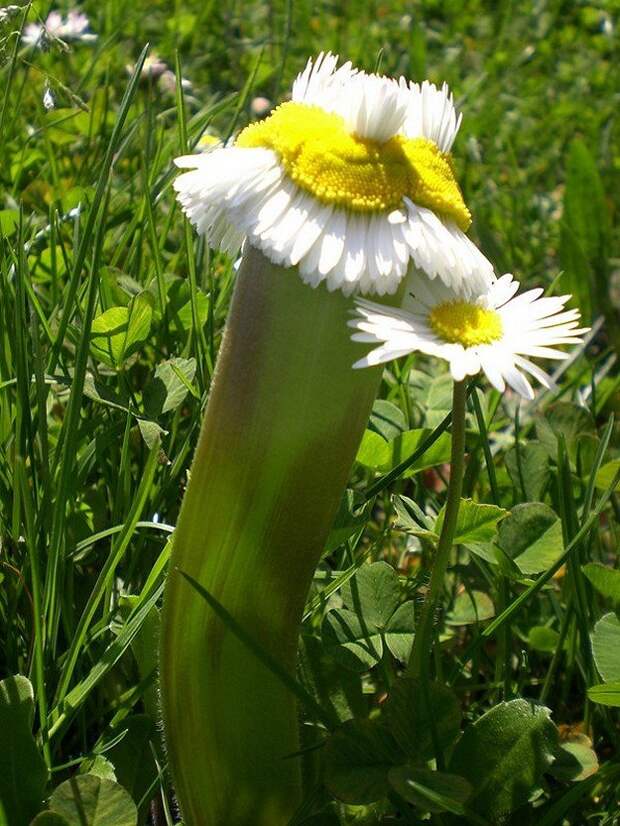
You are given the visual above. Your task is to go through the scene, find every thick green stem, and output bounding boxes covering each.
[160,247,384,826]
[407,380,467,680]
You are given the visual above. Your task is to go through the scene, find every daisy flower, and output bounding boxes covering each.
[22,9,96,48]
[0,6,21,24]
[125,54,192,94]
[173,52,494,296]
[350,272,588,399]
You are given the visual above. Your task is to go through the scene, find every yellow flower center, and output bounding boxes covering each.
[429,301,503,346]
[235,102,471,230]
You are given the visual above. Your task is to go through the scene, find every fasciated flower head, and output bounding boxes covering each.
[350,272,588,398]
[174,53,494,296]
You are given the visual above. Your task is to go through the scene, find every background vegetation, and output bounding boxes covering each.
[0,1,618,824]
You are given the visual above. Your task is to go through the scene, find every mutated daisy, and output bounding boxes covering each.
[350,272,588,398]
[174,53,494,296]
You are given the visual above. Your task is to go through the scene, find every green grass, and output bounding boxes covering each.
[0,1,619,824]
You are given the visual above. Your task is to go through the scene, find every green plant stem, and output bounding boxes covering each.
[160,247,388,826]
[407,380,467,680]
[470,388,511,698]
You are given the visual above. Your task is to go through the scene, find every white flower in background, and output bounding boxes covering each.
[0,5,21,24]
[250,96,272,117]
[22,9,96,47]
[126,55,192,95]
[158,69,192,95]
[350,272,588,398]
[127,53,168,80]
[174,52,494,296]
[42,85,55,110]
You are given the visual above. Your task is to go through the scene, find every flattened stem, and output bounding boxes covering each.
[160,246,383,826]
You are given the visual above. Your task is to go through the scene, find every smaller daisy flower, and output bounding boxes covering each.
[350,272,588,399]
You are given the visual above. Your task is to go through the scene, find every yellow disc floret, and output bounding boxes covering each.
[236,102,471,230]
[429,301,503,347]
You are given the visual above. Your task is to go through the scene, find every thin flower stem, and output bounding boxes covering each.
[407,380,467,680]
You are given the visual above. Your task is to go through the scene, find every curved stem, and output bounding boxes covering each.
[160,247,387,826]
[407,380,467,680]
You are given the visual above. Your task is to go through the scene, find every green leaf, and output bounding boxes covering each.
[466,542,504,566]
[505,442,550,502]
[594,460,620,492]
[90,293,153,368]
[383,678,461,761]
[369,399,408,441]
[550,737,599,782]
[391,494,438,542]
[324,490,374,554]
[446,590,495,625]
[591,613,620,682]
[560,139,609,322]
[559,220,593,322]
[29,815,71,826]
[448,700,558,822]
[166,277,210,332]
[497,502,564,575]
[384,602,416,662]
[297,635,364,724]
[355,430,390,468]
[79,755,117,782]
[388,765,472,815]
[49,775,137,826]
[528,626,561,653]
[83,374,130,414]
[384,428,452,476]
[0,209,19,237]
[587,682,620,707]
[582,563,620,604]
[323,719,400,804]
[322,608,383,672]
[340,562,400,628]
[90,307,130,368]
[423,372,453,426]
[435,499,507,547]
[356,428,451,475]
[535,403,596,469]
[0,675,48,826]
[144,357,198,418]
[136,419,166,450]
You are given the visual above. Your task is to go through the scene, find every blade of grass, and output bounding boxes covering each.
[53,441,160,706]
[48,43,150,373]
[47,582,164,740]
